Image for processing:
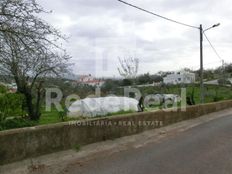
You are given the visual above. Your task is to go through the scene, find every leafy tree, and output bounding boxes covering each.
[0,93,25,118]
[122,79,132,86]
[102,79,120,92]
[150,74,163,83]
[225,63,232,73]
[137,73,151,85]
[0,0,70,120]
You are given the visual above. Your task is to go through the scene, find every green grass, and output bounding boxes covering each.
[37,109,136,126]
[39,108,62,125]
[137,84,232,104]
[106,110,135,116]
[39,108,78,125]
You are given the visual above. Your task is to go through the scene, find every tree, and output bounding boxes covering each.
[0,0,70,120]
[117,57,139,79]
[150,74,163,83]
[122,79,132,86]
[224,63,232,74]
[137,73,151,85]
[102,79,120,92]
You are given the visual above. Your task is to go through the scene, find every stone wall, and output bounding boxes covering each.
[0,100,232,165]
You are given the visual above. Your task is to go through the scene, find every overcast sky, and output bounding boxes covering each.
[37,0,232,77]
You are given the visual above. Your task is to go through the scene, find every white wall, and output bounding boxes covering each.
[163,72,195,84]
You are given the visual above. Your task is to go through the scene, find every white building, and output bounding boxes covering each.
[163,71,195,84]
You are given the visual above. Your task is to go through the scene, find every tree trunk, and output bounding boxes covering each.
[15,76,41,120]
[24,91,35,120]
[34,86,42,120]
[23,89,40,121]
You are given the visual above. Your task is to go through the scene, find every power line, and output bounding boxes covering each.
[117,0,199,29]
[203,32,226,85]
[203,32,223,61]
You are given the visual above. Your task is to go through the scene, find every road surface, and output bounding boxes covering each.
[65,113,232,174]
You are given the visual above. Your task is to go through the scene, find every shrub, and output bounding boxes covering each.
[0,93,25,117]
[58,107,68,121]
[0,111,7,122]
[0,118,36,131]
[0,85,7,94]
[74,144,81,152]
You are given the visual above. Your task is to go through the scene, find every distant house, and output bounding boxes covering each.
[163,71,195,84]
[78,74,105,87]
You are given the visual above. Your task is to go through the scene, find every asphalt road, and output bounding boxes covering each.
[64,114,232,174]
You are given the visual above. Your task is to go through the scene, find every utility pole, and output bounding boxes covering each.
[200,24,204,104]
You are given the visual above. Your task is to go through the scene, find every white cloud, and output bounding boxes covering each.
[37,0,232,77]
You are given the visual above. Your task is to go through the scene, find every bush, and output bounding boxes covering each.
[0,93,25,117]
[58,107,68,121]
[0,85,7,94]
[122,79,132,86]
[213,96,224,102]
[74,144,81,152]
[0,118,36,131]
[0,111,7,122]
